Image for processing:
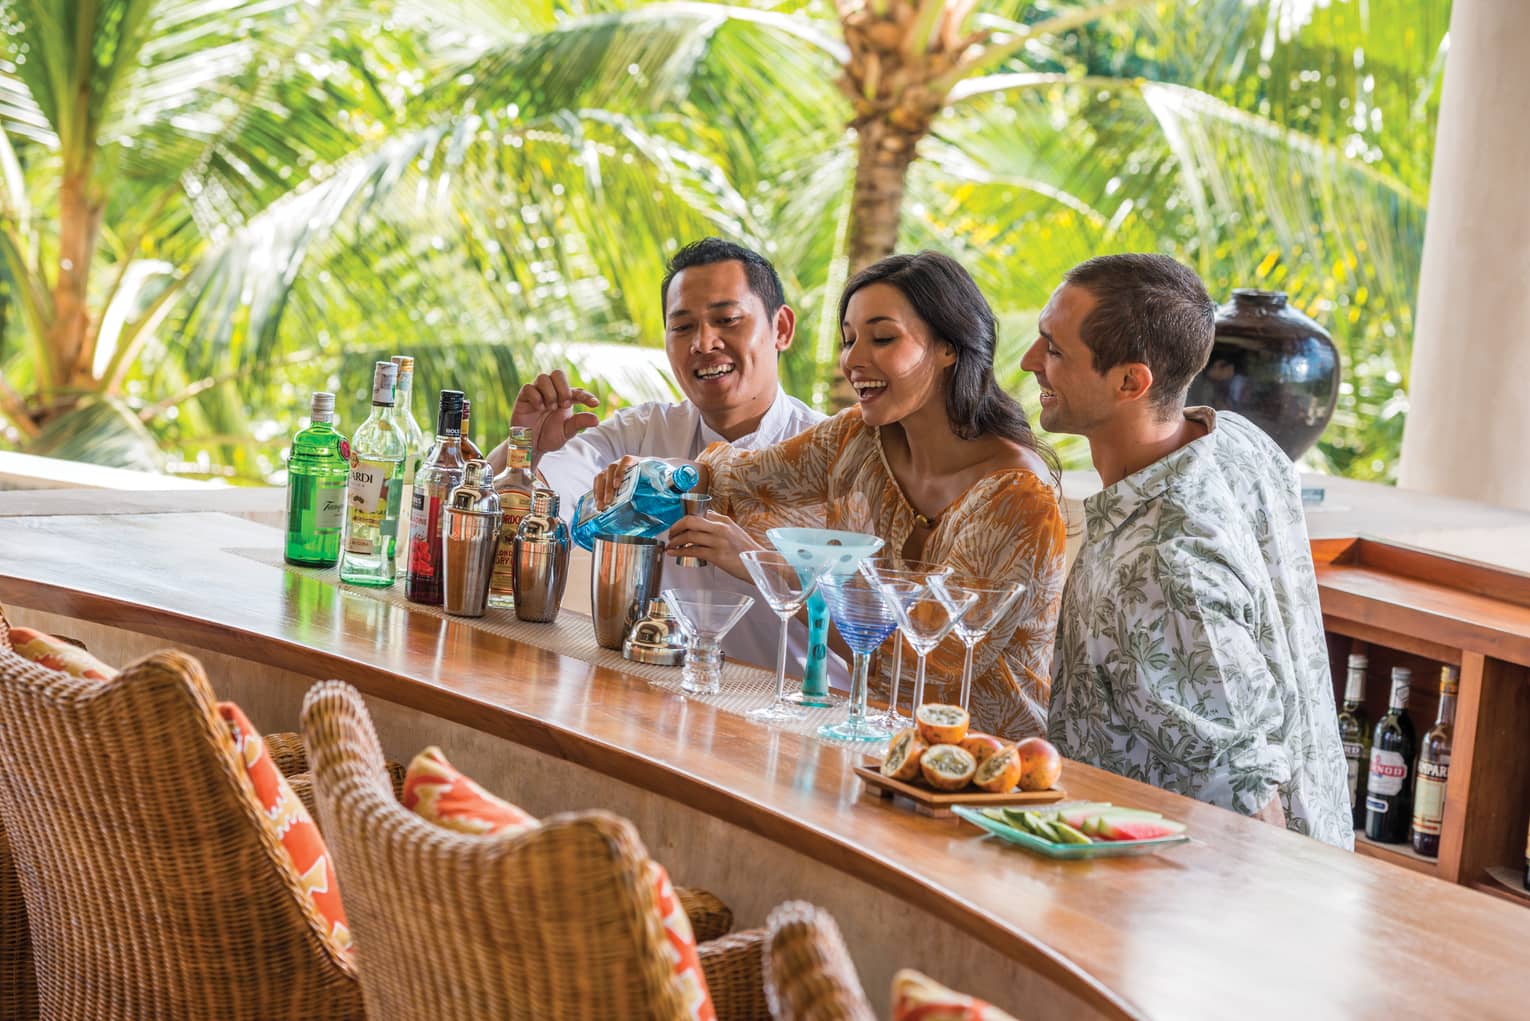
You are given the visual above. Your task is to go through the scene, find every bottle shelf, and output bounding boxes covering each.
[1475,867,1530,907]
[1353,830,1438,876]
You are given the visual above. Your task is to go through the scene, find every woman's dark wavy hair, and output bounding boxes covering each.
[838,251,1058,478]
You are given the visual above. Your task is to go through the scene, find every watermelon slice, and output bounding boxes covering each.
[1061,805,1158,830]
[1098,818,1187,841]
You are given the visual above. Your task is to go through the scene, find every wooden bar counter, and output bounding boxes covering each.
[3,490,1530,1020]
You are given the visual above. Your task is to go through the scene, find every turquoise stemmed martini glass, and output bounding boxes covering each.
[764,528,884,707]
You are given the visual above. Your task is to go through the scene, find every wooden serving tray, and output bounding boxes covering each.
[855,759,1065,818]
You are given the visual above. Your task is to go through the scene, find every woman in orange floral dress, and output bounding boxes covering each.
[598,253,1066,738]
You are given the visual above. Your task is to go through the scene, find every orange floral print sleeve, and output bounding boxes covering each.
[698,407,1066,739]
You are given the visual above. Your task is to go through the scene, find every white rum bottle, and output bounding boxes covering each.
[340,361,408,587]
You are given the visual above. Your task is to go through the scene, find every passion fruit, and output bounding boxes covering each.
[972,744,1023,793]
[959,732,1005,763]
[1015,737,1063,792]
[915,703,970,746]
[880,727,928,782]
[919,743,977,791]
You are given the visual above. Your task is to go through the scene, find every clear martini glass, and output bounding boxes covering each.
[661,588,755,695]
[739,550,828,724]
[873,570,976,717]
[931,573,1027,711]
[817,572,920,742]
[856,557,952,727]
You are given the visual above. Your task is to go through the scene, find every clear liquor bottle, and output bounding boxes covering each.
[460,397,486,462]
[1364,666,1417,844]
[284,392,349,567]
[1410,666,1458,858]
[1337,651,1371,830]
[405,390,467,605]
[488,426,536,609]
[340,361,408,587]
[389,355,429,557]
[571,459,700,551]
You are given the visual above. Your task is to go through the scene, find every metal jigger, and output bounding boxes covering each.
[511,488,570,623]
[622,597,687,666]
[674,492,712,567]
[442,461,502,618]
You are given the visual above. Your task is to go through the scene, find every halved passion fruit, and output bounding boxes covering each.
[972,744,1022,793]
[915,703,970,746]
[919,743,977,791]
[959,732,1005,763]
[880,727,928,782]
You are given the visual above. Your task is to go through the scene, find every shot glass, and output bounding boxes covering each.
[674,493,713,567]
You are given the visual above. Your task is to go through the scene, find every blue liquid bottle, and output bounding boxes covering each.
[571,460,701,551]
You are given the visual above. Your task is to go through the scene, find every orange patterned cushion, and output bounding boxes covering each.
[8,626,116,681]
[219,703,351,958]
[890,969,1018,1021]
[402,746,539,836]
[403,748,714,1019]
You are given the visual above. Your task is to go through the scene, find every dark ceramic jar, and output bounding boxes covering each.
[1186,289,1340,459]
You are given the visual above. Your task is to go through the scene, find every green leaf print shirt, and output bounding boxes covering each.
[1048,409,1353,849]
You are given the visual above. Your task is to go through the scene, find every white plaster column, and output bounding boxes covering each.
[1398,0,1530,511]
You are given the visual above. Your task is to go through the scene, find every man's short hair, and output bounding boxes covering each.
[1063,254,1216,414]
[661,238,786,316]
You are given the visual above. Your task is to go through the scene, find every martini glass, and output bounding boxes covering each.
[765,528,885,707]
[661,588,755,695]
[739,550,828,724]
[875,573,976,717]
[856,558,952,727]
[931,573,1027,711]
[817,572,920,742]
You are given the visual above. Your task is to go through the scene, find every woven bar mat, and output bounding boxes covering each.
[231,547,867,743]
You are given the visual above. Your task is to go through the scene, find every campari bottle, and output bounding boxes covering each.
[1364,666,1417,844]
[1337,651,1372,830]
[571,459,700,551]
[1410,666,1458,858]
[405,390,467,605]
[283,391,349,567]
[340,361,407,587]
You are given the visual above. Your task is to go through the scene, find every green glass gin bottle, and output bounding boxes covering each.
[283,391,348,567]
[341,361,408,587]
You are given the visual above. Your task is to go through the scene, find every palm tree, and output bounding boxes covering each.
[0,0,1447,480]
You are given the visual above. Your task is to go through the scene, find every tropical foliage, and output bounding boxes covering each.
[0,0,1449,482]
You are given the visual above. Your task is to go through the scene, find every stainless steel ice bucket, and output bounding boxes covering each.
[590,534,666,650]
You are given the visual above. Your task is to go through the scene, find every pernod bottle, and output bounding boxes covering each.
[405,390,467,606]
[389,355,429,549]
[1337,651,1372,830]
[1410,666,1458,858]
[1365,666,1417,844]
[340,361,408,587]
[488,426,536,610]
[571,459,701,551]
[283,391,348,567]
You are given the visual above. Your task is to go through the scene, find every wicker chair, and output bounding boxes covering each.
[301,679,770,1020]
[0,647,366,1021]
[762,901,877,1021]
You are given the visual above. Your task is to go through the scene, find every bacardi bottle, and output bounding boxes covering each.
[460,397,486,462]
[405,390,467,605]
[284,392,348,568]
[1410,666,1458,858]
[571,459,700,551]
[1337,651,1371,830]
[488,426,536,609]
[340,362,407,587]
[1365,666,1417,844]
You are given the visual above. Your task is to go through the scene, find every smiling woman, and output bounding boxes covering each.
[675,253,1067,740]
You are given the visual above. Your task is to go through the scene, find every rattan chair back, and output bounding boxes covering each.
[0,647,363,1021]
[301,679,699,1020]
[0,608,39,1021]
[763,901,877,1021]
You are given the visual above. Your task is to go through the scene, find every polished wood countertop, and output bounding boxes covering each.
[4,498,1530,1020]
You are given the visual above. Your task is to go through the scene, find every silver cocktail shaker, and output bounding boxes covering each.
[443,460,502,617]
[512,488,570,623]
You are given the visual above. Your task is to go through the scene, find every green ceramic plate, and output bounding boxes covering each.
[953,804,1190,859]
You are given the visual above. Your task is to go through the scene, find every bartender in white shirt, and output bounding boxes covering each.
[487,238,843,683]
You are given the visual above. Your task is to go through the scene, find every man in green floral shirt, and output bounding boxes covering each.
[1022,254,1352,849]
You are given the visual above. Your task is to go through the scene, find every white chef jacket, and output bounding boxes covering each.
[538,389,847,684]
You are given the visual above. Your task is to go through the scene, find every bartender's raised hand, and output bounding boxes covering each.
[592,455,643,509]
[666,512,762,582]
[512,369,599,461]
